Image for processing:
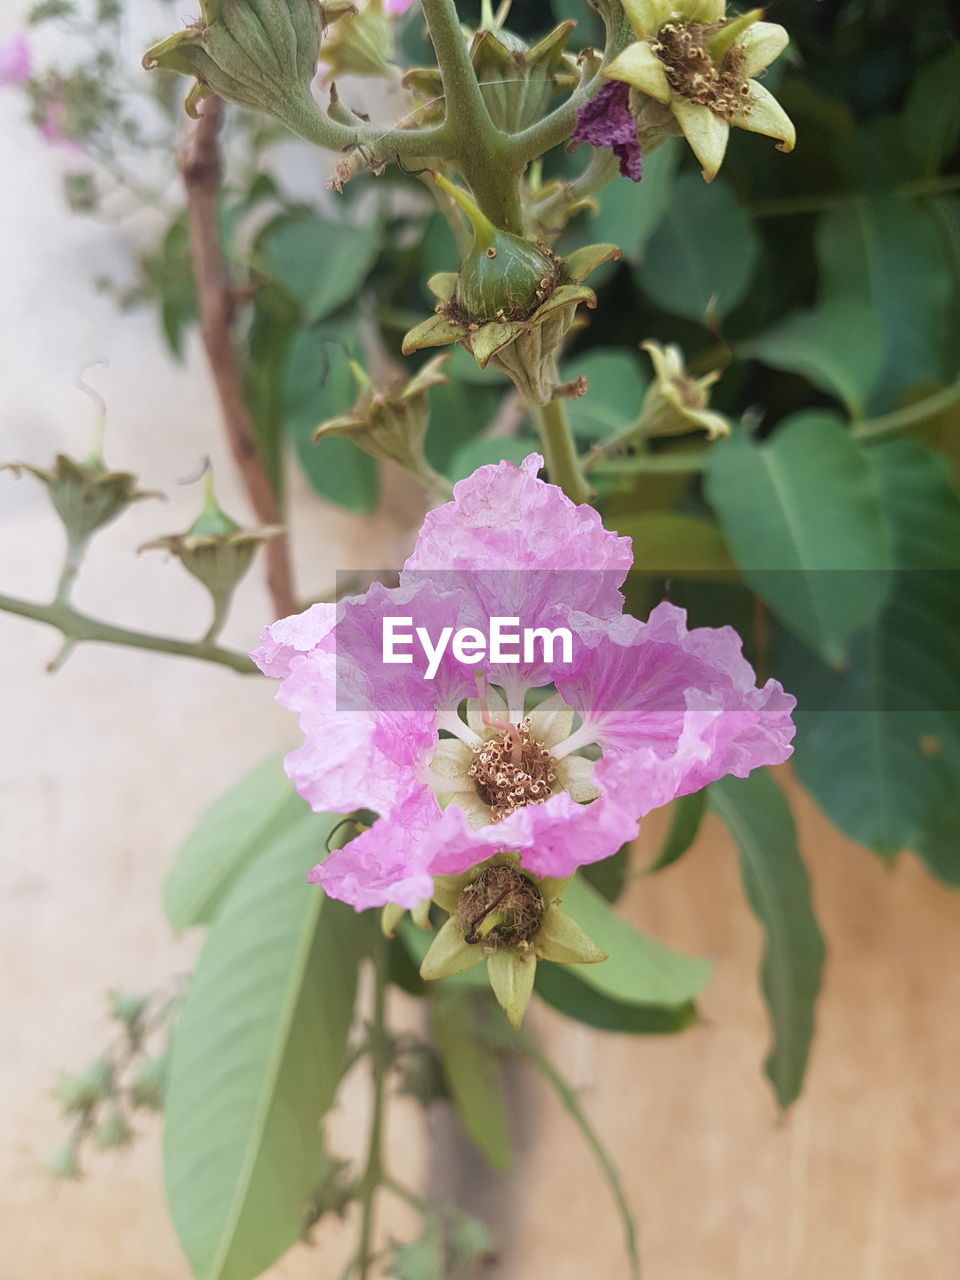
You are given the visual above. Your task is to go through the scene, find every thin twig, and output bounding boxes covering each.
[179,100,296,619]
[0,591,257,674]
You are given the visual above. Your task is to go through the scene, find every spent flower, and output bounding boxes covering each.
[639,339,730,438]
[604,1,794,180]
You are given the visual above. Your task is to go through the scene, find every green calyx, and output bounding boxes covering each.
[142,0,347,128]
[434,174,559,324]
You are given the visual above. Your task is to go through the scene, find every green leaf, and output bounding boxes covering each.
[616,513,736,580]
[904,45,960,176]
[560,349,647,440]
[582,140,679,263]
[535,964,697,1034]
[424,377,502,474]
[428,991,513,1170]
[740,299,883,418]
[262,211,383,323]
[580,844,629,903]
[815,195,954,411]
[558,875,711,1007]
[705,413,894,664]
[165,756,306,931]
[164,814,362,1280]
[645,789,707,874]
[781,440,960,869]
[285,327,379,513]
[709,772,825,1109]
[637,174,760,322]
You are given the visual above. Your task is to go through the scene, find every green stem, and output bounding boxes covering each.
[515,1030,641,1280]
[357,932,389,1280]
[420,0,524,232]
[532,398,591,505]
[851,379,960,442]
[55,535,90,606]
[586,447,710,476]
[0,591,257,674]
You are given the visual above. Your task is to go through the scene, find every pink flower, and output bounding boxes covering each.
[385,0,417,13]
[0,36,31,87]
[253,454,795,909]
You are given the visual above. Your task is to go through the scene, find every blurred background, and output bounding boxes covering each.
[2,1,960,1277]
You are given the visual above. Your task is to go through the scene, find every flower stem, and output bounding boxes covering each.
[851,378,960,442]
[532,398,591,505]
[54,534,90,606]
[514,1030,641,1280]
[420,0,523,233]
[357,931,389,1280]
[0,591,257,674]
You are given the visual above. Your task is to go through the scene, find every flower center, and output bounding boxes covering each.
[651,22,751,121]
[469,721,558,823]
[456,864,544,950]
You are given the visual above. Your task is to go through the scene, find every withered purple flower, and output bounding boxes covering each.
[572,81,644,182]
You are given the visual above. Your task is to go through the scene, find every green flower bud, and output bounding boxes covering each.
[140,472,281,642]
[318,0,395,79]
[434,174,559,325]
[142,0,352,129]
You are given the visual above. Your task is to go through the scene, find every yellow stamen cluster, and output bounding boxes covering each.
[652,23,751,121]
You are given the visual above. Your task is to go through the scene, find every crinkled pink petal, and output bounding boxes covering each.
[310,787,440,910]
[402,453,632,618]
[251,602,337,678]
[385,0,417,12]
[556,601,796,763]
[420,790,639,882]
[276,645,436,816]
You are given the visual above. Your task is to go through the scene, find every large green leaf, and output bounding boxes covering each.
[645,790,707,874]
[165,756,306,931]
[428,991,513,1170]
[534,964,697,1035]
[164,814,361,1280]
[580,140,679,264]
[560,349,647,440]
[782,441,960,871]
[636,174,760,322]
[739,299,883,418]
[705,413,894,664]
[262,211,383,323]
[558,874,711,1007]
[815,195,953,411]
[709,772,825,1109]
[904,45,960,176]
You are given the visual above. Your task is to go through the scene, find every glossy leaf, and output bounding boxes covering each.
[904,45,960,175]
[557,874,711,1007]
[164,756,306,931]
[164,814,361,1280]
[637,174,761,322]
[581,140,679,263]
[706,413,894,664]
[447,436,539,483]
[428,991,513,1170]
[709,772,825,1109]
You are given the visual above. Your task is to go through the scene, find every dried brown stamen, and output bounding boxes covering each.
[652,22,751,122]
[457,865,544,949]
[469,721,558,822]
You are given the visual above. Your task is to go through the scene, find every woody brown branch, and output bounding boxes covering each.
[179,98,296,619]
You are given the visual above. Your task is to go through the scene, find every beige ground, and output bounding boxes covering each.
[3,6,960,1278]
